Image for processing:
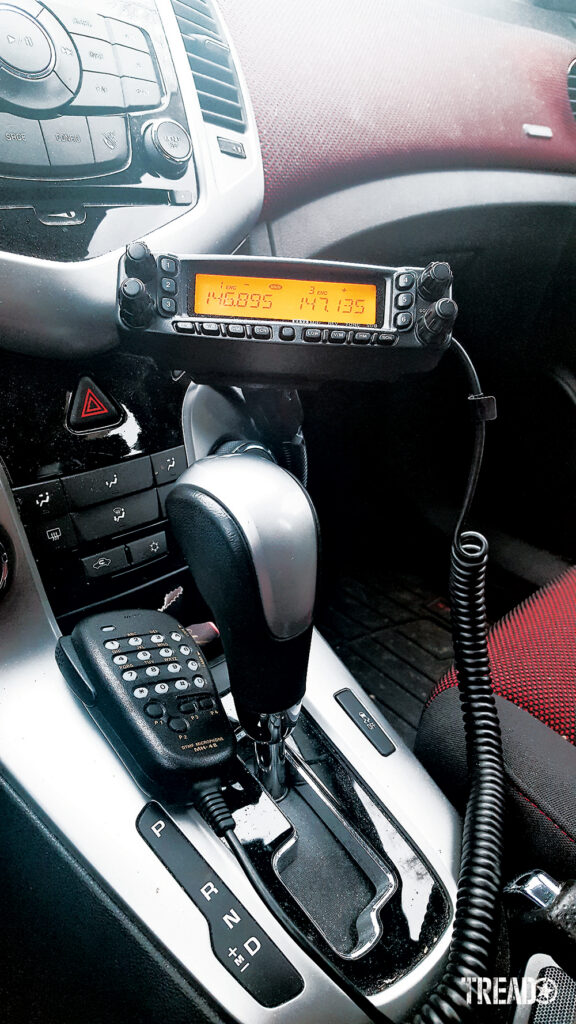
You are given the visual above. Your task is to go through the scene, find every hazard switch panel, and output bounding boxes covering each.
[68,377,123,433]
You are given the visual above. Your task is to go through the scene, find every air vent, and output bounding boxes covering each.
[171,0,246,133]
[568,61,576,121]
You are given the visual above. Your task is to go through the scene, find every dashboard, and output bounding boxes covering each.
[2,0,576,1022]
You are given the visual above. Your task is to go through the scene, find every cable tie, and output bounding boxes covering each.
[468,394,497,422]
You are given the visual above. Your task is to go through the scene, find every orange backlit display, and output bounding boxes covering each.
[194,274,377,325]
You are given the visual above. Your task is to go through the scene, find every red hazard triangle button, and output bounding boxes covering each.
[68,377,122,432]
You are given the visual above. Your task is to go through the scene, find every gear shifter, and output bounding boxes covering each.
[167,452,319,799]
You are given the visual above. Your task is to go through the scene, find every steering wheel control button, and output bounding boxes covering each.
[87,115,129,171]
[13,479,66,523]
[68,377,122,433]
[106,19,148,53]
[0,112,49,173]
[335,689,396,756]
[396,272,415,290]
[128,531,168,566]
[168,716,188,733]
[82,544,128,579]
[41,115,94,171]
[0,9,53,77]
[395,292,414,309]
[144,701,164,718]
[394,311,414,330]
[137,804,304,1007]
[151,447,187,486]
[63,456,153,510]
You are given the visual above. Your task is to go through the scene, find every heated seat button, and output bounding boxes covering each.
[81,544,128,579]
[41,116,95,171]
[63,456,152,508]
[88,115,129,170]
[0,114,49,173]
[68,377,122,432]
[128,530,167,566]
[72,489,159,542]
[14,479,67,523]
[151,447,187,486]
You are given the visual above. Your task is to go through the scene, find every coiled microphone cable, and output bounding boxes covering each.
[413,339,505,1024]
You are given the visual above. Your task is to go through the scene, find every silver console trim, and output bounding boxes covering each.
[0,0,264,359]
[0,460,460,1022]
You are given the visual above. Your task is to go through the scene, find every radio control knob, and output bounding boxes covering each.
[119,277,155,329]
[416,297,458,349]
[143,119,192,177]
[417,262,453,301]
[125,240,156,281]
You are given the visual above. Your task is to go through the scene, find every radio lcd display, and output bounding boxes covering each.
[193,273,378,326]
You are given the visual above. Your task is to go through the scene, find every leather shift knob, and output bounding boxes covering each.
[167,453,319,727]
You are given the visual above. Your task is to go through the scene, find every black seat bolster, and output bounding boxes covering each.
[415,689,576,878]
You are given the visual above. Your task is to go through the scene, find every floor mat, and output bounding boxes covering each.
[316,571,454,749]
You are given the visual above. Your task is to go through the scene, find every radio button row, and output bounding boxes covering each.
[106,20,149,53]
[121,76,161,110]
[71,71,125,112]
[396,272,415,291]
[394,312,414,330]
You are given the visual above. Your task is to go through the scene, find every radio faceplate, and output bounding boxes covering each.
[117,253,455,385]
